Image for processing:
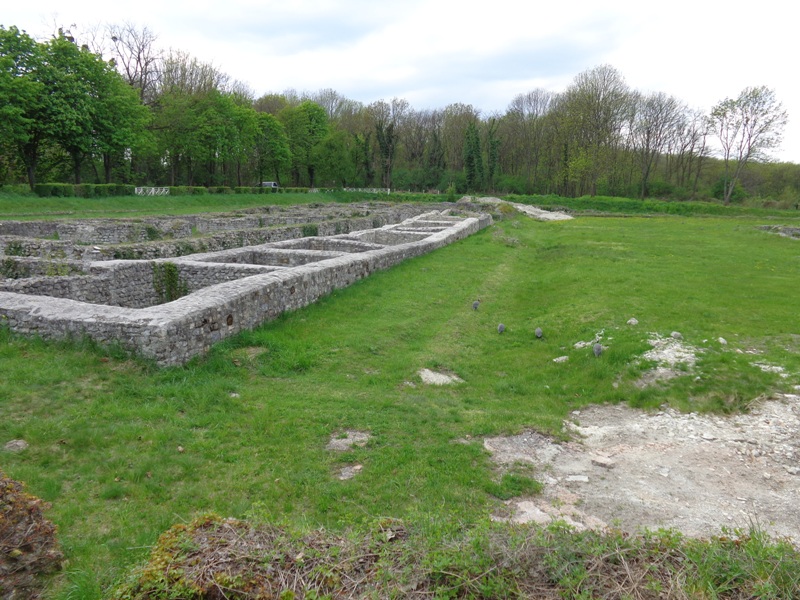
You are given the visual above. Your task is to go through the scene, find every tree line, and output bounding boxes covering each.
[1,23,796,205]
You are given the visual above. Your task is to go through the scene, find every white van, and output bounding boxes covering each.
[259,181,279,189]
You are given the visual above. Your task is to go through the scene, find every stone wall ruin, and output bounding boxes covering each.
[0,203,491,365]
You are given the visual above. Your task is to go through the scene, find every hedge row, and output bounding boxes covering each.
[33,183,136,197]
[32,184,318,198]
[234,187,314,194]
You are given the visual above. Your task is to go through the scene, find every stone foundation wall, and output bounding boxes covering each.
[0,211,492,365]
[0,260,280,308]
[0,202,460,260]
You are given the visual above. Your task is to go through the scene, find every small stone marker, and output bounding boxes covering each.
[338,465,363,480]
[4,439,28,452]
[627,318,639,326]
[718,337,728,345]
[472,300,480,310]
[535,327,543,339]
[591,456,615,469]
[593,343,603,357]
[418,369,463,385]
[498,323,505,334]
[327,430,371,451]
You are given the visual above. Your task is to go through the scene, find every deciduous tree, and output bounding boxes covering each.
[630,92,683,198]
[0,26,44,187]
[710,86,788,204]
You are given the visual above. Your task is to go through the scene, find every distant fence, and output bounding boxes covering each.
[135,187,170,196]
[343,188,391,195]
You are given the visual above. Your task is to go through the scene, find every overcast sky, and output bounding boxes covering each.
[6,0,799,163]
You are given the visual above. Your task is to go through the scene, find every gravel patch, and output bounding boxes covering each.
[418,369,463,385]
[488,394,800,546]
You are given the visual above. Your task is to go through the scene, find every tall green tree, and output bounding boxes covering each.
[485,117,500,192]
[0,26,44,187]
[370,98,408,189]
[314,130,356,187]
[556,65,632,196]
[463,121,483,191]
[501,89,554,193]
[43,35,100,184]
[254,112,291,185]
[280,100,328,186]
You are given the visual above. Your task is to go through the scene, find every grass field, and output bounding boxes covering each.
[0,191,335,220]
[2,198,800,597]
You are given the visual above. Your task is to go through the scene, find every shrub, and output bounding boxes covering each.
[33,184,52,197]
[144,225,161,241]
[712,177,748,203]
[50,184,74,197]
[4,241,26,257]
[646,179,676,199]
[0,184,34,196]
[1,257,31,279]
[446,182,457,202]
[76,183,96,198]
[33,183,75,197]
[92,184,136,197]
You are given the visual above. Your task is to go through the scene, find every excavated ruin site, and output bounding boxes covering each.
[0,202,490,365]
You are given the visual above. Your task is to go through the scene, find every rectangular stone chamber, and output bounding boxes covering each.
[0,209,491,365]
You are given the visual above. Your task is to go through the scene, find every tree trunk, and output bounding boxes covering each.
[104,153,113,183]
[20,139,39,190]
[72,151,83,184]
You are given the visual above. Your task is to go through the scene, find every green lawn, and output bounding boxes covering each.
[2,210,799,597]
[0,192,335,220]
[0,190,442,220]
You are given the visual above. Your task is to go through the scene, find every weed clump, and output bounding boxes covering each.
[0,470,63,599]
[112,515,800,599]
[152,262,189,304]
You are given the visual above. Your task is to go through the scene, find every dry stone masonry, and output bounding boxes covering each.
[0,204,491,365]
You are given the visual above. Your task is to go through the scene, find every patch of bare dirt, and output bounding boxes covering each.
[418,368,463,385]
[487,393,800,546]
[635,333,700,387]
[326,430,371,452]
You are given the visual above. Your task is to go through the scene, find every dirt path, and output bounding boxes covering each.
[487,393,800,545]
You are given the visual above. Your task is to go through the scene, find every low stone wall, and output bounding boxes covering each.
[0,260,280,309]
[0,219,192,244]
[0,211,492,365]
[0,256,86,279]
[0,203,462,259]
